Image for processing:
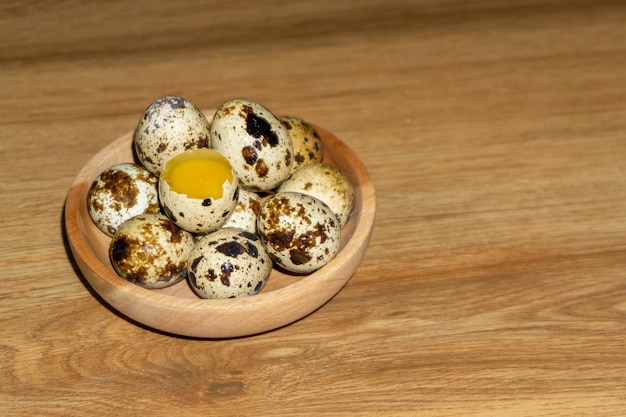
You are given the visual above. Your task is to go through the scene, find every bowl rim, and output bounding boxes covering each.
[64,111,376,335]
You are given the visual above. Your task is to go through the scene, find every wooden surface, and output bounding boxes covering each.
[1,0,625,415]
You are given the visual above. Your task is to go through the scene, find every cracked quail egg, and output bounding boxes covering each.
[109,213,195,289]
[134,96,211,175]
[187,227,272,299]
[209,98,293,192]
[277,162,355,228]
[280,116,323,173]
[257,191,341,274]
[159,148,239,234]
[87,163,160,236]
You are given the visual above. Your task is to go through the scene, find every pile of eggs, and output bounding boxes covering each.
[87,96,355,299]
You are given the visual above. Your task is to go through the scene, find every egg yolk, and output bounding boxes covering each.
[161,149,234,199]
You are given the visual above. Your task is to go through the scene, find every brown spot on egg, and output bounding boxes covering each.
[216,241,247,258]
[220,262,233,286]
[159,262,188,283]
[289,249,312,265]
[196,136,210,148]
[239,230,258,241]
[190,255,203,271]
[207,269,217,281]
[166,96,187,109]
[242,107,280,148]
[223,104,236,116]
[246,242,259,258]
[110,236,157,284]
[265,229,295,251]
[110,235,132,265]
[242,145,258,165]
[248,198,260,215]
[315,221,329,243]
[183,135,208,150]
[96,169,138,210]
[160,217,184,243]
[255,159,269,177]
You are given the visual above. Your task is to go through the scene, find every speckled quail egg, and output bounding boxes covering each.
[279,116,323,173]
[87,163,160,236]
[134,96,211,175]
[209,98,293,192]
[277,162,355,228]
[159,148,239,234]
[257,192,341,274]
[222,189,262,234]
[109,213,195,289]
[187,227,272,299]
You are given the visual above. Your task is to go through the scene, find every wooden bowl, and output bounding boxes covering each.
[64,111,375,338]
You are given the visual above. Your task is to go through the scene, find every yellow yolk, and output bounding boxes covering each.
[161,149,234,199]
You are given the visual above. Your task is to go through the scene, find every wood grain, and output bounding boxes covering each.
[1,0,625,415]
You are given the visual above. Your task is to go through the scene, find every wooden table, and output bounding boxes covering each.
[1,1,625,415]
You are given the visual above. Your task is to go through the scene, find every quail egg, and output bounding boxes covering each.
[209,98,293,191]
[159,148,239,234]
[134,96,211,175]
[187,227,273,299]
[257,192,341,274]
[87,163,160,236]
[279,116,323,173]
[222,188,262,234]
[277,162,355,228]
[109,213,195,289]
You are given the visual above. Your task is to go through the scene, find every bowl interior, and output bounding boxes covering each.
[65,110,375,337]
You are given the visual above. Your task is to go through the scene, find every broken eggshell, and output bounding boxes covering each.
[158,148,239,234]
